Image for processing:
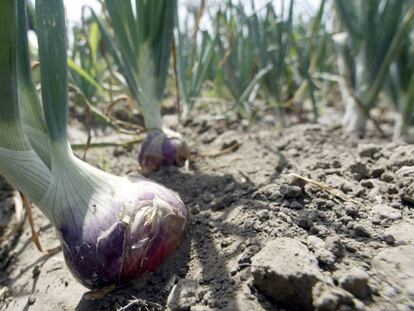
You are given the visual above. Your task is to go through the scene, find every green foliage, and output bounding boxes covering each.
[334,0,414,122]
[69,18,105,103]
[0,0,19,123]
[248,1,309,125]
[290,0,332,122]
[248,1,294,113]
[41,0,414,137]
[214,2,271,119]
[98,1,175,106]
[36,0,69,142]
[176,27,215,115]
[387,18,414,137]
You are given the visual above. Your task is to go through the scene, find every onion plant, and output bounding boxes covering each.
[69,18,104,106]
[387,23,414,139]
[92,0,190,175]
[248,1,294,125]
[67,14,120,149]
[333,0,414,136]
[0,0,188,289]
[176,25,215,118]
[290,0,332,123]
[214,2,271,120]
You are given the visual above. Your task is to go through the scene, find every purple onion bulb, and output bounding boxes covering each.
[138,129,190,176]
[55,177,188,289]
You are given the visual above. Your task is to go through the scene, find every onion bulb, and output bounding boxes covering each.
[48,151,189,288]
[139,129,190,176]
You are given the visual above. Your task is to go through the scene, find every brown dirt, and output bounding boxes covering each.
[1,114,414,311]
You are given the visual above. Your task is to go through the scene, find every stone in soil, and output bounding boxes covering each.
[237,245,260,268]
[312,282,361,311]
[315,249,336,267]
[166,279,204,311]
[380,172,394,182]
[353,223,371,238]
[279,184,302,198]
[358,143,381,158]
[325,236,346,259]
[251,238,322,310]
[370,204,402,223]
[0,287,9,302]
[298,216,314,230]
[347,162,370,181]
[307,236,326,251]
[337,267,370,299]
[401,184,414,205]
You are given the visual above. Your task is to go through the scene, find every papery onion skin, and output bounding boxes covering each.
[138,130,190,176]
[56,179,188,289]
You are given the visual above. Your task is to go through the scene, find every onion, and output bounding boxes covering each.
[49,154,188,288]
[139,129,190,176]
[94,1,191,175]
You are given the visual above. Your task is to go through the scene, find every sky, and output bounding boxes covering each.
[64,0,101,24]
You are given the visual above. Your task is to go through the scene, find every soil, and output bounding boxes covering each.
[1,112,414,311]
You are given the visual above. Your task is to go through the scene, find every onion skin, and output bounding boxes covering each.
[56,179,188,289]
[139,129,190,176]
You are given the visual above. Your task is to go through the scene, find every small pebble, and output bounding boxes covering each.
[371,167,385,178]
[360,180,374,189]
[202,193,214,203]
[358,144,380,158]
[325,236,346,258]
[381,234,395,245]
[345,204,359,218]
[298,216,313,230]
[315,248,336,267]
[307,235,325,251]
[380,172,394,183]
[290,200,304,210]
[279,184,302,198]
[354,224,371,238]
[257,209,269,221]
[348,162,370,181]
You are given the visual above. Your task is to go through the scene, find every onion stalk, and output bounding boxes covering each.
[92,0,190,175]
[16,0,50,167]
[0,0,188,289]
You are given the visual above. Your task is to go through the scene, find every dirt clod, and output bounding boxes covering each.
[337,268,370,299]
[353,223,371,238]
[279,184,302,198]
[315,249,336,267]
[166,279,204,311]
[358,143,381,158]
[251,238,322,310]
[348,162,370,181]
[325,236,346,259]
[312,282,356,311]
